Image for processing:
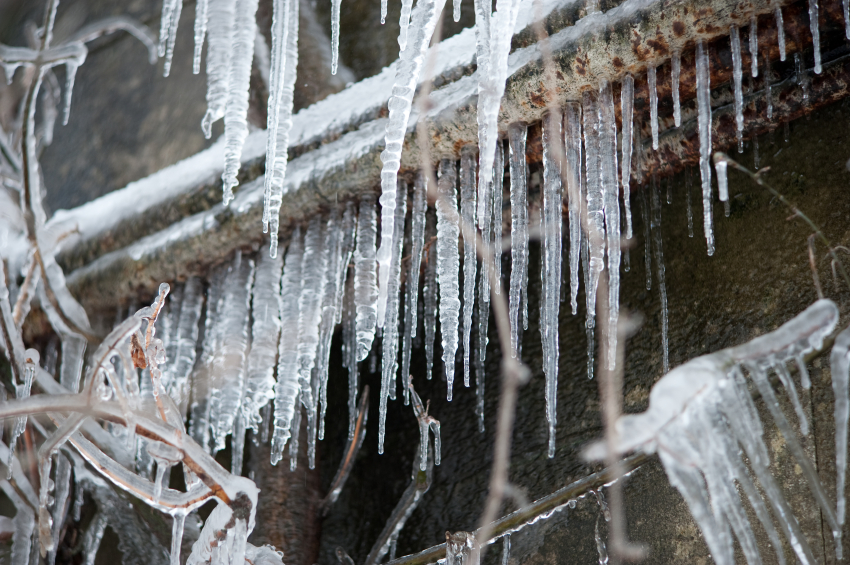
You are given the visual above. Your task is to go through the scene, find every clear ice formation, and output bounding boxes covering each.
[696,40,715,256]
[808,0,822,73]
[589,299,847,565]
[564,103,583,317]
[671,51,681,127]
[437,158,461,401]
[599,81,620,372]
[460,146,478,389]
[749,15,758,78]
[508,122,528,357]
[776,7,787,61]
[423,210,439,381]
[264,0,300,258]
[376,0,448,331]
[379,183,407,454]
[619,76,634,240]
[647,64,659,150]
[541,110,563,457]
[730,26,744,153]
[402,175,428,405]
[355,195,379,361]
[582,89,605,343]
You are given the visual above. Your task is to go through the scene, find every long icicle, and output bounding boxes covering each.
[401,174,428,405]
[376,0,448,329]
[671,51,681,127]
[541,110,563,457]
[599,80,620,372]
[808,0,822,73]
[776,6,787,60]
[564,103,583,316]
[730,25,744,153]
[460,146,478,389]
[749,14,759,78]
[647,64,659,150]
[582,89,605,341]
[620,76,634,240]
[508,122,528,357]
[437,158,461,401]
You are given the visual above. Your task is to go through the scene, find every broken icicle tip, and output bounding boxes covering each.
[713,152,729,202]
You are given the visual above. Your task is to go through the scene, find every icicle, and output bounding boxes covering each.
[437,158,461,401]
[686,170,694,238]
[317,204,357,440]
[402,174,428,405]
[354,195,379,361]
[220,0,261,205]
[376,0,448,329]
[382,0,388,23]
[650,176,669,374]
[423,211,439,381]
[202,0,237,137]
[774,362,808,435]
[696,40,714,256]
[647,65,659,151]
[808,0,822,74]
[476,146,495,432]
[620,77,634,240]
[775,6,787,61]
[244,247,283,434]
[49,454,71,565]
[508,122,528,357]
[749,15,758,78]
[271,227,303,465]
[493,141,504,292]
[343,277,359,439]
[159,0,177,58]
[298,216,330,468]
[454,0,461,21]
[61,62,80,126]
[193,0,209,73]
[379,184,407,453]
[795,53,810,101]
[600,81,620,372]
[475,0,521,233]
[582,89,605,337]
[582,237,594,380]
[542,110,563,457]
[165,278,204,416]
[765,58,773,120]
[671,51,681,128]
[163,0,183,77]
[460,146,478,388]
[170,512,186,565]
[263,0,300,258]
[564,103,583,317]
[730,26,744,153]
[208,253,254,453]
[331,0,342,73]
[502,534,511,565]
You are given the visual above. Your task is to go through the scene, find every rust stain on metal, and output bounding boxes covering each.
[672,21,686,37]
[612,57,624,69]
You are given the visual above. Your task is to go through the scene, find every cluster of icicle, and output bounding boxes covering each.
[587,299,850,565]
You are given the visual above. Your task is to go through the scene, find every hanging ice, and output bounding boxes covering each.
[355,195,379,361]
[163,278,204,416]
[671,51,681,127]
[264,0,300,258]
[587,298,846,565]
[831,325,850,556]
[243,244,283,433]
[686,169,694,238]
[423,211,439,381]
[475,0,521,231]
[159,0,183,77]
[508,122,528,357]
[331,0,342,73]
[343,276,359,439]
[715,158,728,203]
[493,140,504,292]
[582,89,605,334]
[193,0,209,73]
[376,0,448,330]
[775,7,787,61]
[207,253,254,452]
[647,64,659,150]
[476,144,497,432]
[202,0,237,137]
[808,0,822,73]
[402,174,428,405]
[620,76,633,240]
[437,158,461,401]
[696,40,714,256]
[190,268,225,451]
[298,216,330,469]
[317,203,357,440]
[730,26,744,153]
[541,110,563,457]
[650,176,669,374]
[220,0,261,205]
[379,184,408,453]
[271,228,303,465]
[563,103,583,318]
[460,146,478,388]
[599,81,620,372]
[749,15,758,78]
